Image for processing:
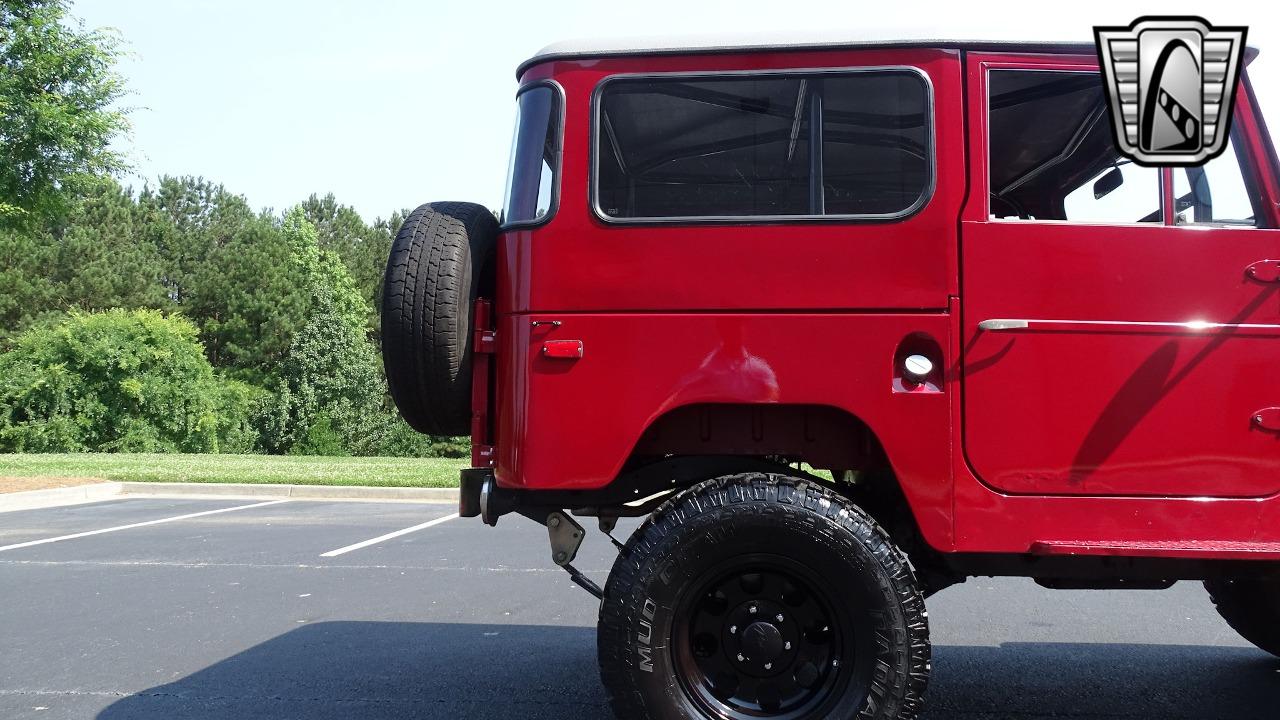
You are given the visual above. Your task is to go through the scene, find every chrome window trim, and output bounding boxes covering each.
[500,79,567,231]
[588,66,937,225]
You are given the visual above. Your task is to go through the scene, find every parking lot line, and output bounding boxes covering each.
[320,513,459,557]
[0,499,290,553]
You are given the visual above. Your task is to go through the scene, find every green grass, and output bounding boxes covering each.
[0,453,467,488]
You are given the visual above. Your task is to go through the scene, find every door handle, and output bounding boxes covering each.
[1253,408,1280,432]
[1246,260,1280,282]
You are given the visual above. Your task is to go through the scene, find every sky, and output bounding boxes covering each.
[75,1,1280,225]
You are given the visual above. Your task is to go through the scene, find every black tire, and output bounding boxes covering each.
[598,473,930,720]
[381,202,497,436]
[1204,576,1280,657]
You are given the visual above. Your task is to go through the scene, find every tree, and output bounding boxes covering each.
[139,176,309,380]
[50,176,167,313]
[255,209,386,454]
[0,0,130,223]
[0,223,57,336]
[138,176,257,306]
[1,177,168,342]
[185,217,309,378]
[300,194,397,331]
[0,309,257,452]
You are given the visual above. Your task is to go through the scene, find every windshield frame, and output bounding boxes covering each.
[500,79,566,230]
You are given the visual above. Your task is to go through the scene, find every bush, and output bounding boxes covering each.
[0,309,256,452]
[366,416,469,459]
[214,379,265,454]
[421,434,470,459]
[291,414,349,456]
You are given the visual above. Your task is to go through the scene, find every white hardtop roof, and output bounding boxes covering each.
[518,29,1097,78]
[518,29,1260,78]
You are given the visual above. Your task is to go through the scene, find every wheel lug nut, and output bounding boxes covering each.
[737,653,745,662]
[729,625,737,634]
[784,641,792,650]
[764,662,773,670]
[748,605,757,614]
[776,613,784,622]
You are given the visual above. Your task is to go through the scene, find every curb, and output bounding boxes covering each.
[0,482,123,513]
[0,482,459,513]
[118,482,460,503]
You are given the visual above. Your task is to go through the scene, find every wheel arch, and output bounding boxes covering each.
[613,403,943,561]
[486,401,952,569]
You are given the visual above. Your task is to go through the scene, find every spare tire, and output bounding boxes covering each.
[381,202,497,436]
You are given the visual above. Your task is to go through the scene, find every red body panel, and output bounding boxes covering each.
[500,49,964,315]
[962,222,1280,498]
[495,312,955,549]
[486,46,1280,559]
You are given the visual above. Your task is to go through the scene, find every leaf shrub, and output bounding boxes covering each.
[371,419,469,459]
[292,414,349,457]
[0,309,255,452]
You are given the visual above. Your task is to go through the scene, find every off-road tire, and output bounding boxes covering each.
[598,473,931,720]
[1204,576,1280,657]
[381,202,497,436]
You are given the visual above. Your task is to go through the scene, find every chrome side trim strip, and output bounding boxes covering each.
[978,318,1280,335]
[977,319,1030,331]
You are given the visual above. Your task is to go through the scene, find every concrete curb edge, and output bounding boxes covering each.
[0,482,123,513]
[0,482,460,512]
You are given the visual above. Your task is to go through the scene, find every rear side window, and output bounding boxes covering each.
[594,70,931,221]
[502,84,562,227]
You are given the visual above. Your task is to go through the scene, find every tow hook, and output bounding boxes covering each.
[545,511,604,599]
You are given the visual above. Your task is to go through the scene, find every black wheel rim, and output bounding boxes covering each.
[673,555,851,719]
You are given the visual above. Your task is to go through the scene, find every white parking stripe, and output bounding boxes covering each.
[0,499,291,553]
[320,513,459,557]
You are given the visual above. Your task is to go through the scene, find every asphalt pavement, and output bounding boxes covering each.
[1,496,1276,719]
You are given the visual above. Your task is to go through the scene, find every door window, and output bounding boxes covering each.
[988,70,1161,224]
[1172,136,1259,226]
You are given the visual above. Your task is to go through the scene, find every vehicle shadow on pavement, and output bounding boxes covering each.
[96,622,609,720]
[95,622,1280,720]
[925,642,1280,719]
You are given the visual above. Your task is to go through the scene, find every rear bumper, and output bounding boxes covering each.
[459,467,518,525]
[458,468,491,518]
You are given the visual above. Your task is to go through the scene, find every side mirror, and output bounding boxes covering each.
[1093,167,1124,200]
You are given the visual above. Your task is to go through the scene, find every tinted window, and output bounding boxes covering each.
[988,70,1161,223]
[502,85,561,226]
[596,71,930,220]
[821,74,931,215]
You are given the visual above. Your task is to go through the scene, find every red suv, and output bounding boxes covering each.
[381,33,1280,720]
